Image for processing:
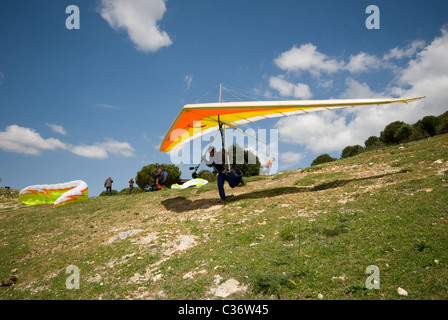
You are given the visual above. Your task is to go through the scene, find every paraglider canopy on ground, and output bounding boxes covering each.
[18,180,88,208]
[171,178,209,189]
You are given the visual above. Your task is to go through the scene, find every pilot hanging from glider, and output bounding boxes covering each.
[191,116,244,201]
[204,145,243,201]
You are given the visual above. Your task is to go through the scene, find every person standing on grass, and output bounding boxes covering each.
[128,178,134,194]
[104,176,113,195]
[266,157,275,175]
[155,165,167,191]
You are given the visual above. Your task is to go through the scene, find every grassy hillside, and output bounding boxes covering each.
[1,134,447,300]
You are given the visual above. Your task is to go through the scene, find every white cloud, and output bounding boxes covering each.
[280,151,305,167]
[46,123,67,135]
[273,28,448,157]
[0,125,67,155]
[274,43,343,76]
[340,78,385,99]
[70,138,135,159]
[0,125,135,159]
[99,138,135,157]
[269,75,312,99]
[71,145,109,160]
[318,79,333,88]
[99,0,172,53]
[274,28,448,156]
[276,112,357,153]
[345,52,382,73]
[384,40,426,60]
[397,29,448,113]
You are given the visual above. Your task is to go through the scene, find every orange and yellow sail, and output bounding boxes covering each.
[159,97,424,152]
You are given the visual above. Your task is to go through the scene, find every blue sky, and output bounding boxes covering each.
[1,0,447,196]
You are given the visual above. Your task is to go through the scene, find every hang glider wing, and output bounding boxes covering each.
[159,97,424,152]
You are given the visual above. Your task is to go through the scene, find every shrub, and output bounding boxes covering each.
[341,145,364,158]
[435,111,448,134]
[420,116,440,137]
[99,189,119,196]
[119,187,144,195]
[311,154,337,166]
[439,121,448,134]
[380,121,406,144]
[364,136,381,148]
[197,169,217,182]
[409,123,429,141]
[394,123,413,143]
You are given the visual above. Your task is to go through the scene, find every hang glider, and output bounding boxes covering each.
[159,96,425,152]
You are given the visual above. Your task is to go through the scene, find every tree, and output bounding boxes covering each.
[311,154,337,166]
[420,116,440,137]
[135,163,181,191]
[364,136,381,148]
[380,121,406,144]
[439,121,448,134]
[341,145,364,158]
[394,123,413,143]
[435,111,448,134]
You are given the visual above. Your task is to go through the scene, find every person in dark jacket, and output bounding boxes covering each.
[128,178,134,194]
[104,177,113,195]
[155,166,166,191]
[205,147,241,201]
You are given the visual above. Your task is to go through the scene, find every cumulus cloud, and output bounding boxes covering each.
[396,28,448,116]
[280,151,305,167]
[276,112,356,153]
[70,138,135,159]
[0,125,135,159]
[274,28,448,154]
[46,123,67,135]
[99,0,172,53]
[344,52,382,73]
[269,76,312,99]
[384,39,426,60]
[71,144,109,160]
[274,43,343,76]
[0,125,67,155]
[340,78,385,99]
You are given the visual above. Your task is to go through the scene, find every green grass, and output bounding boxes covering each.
[1,134,447,300]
